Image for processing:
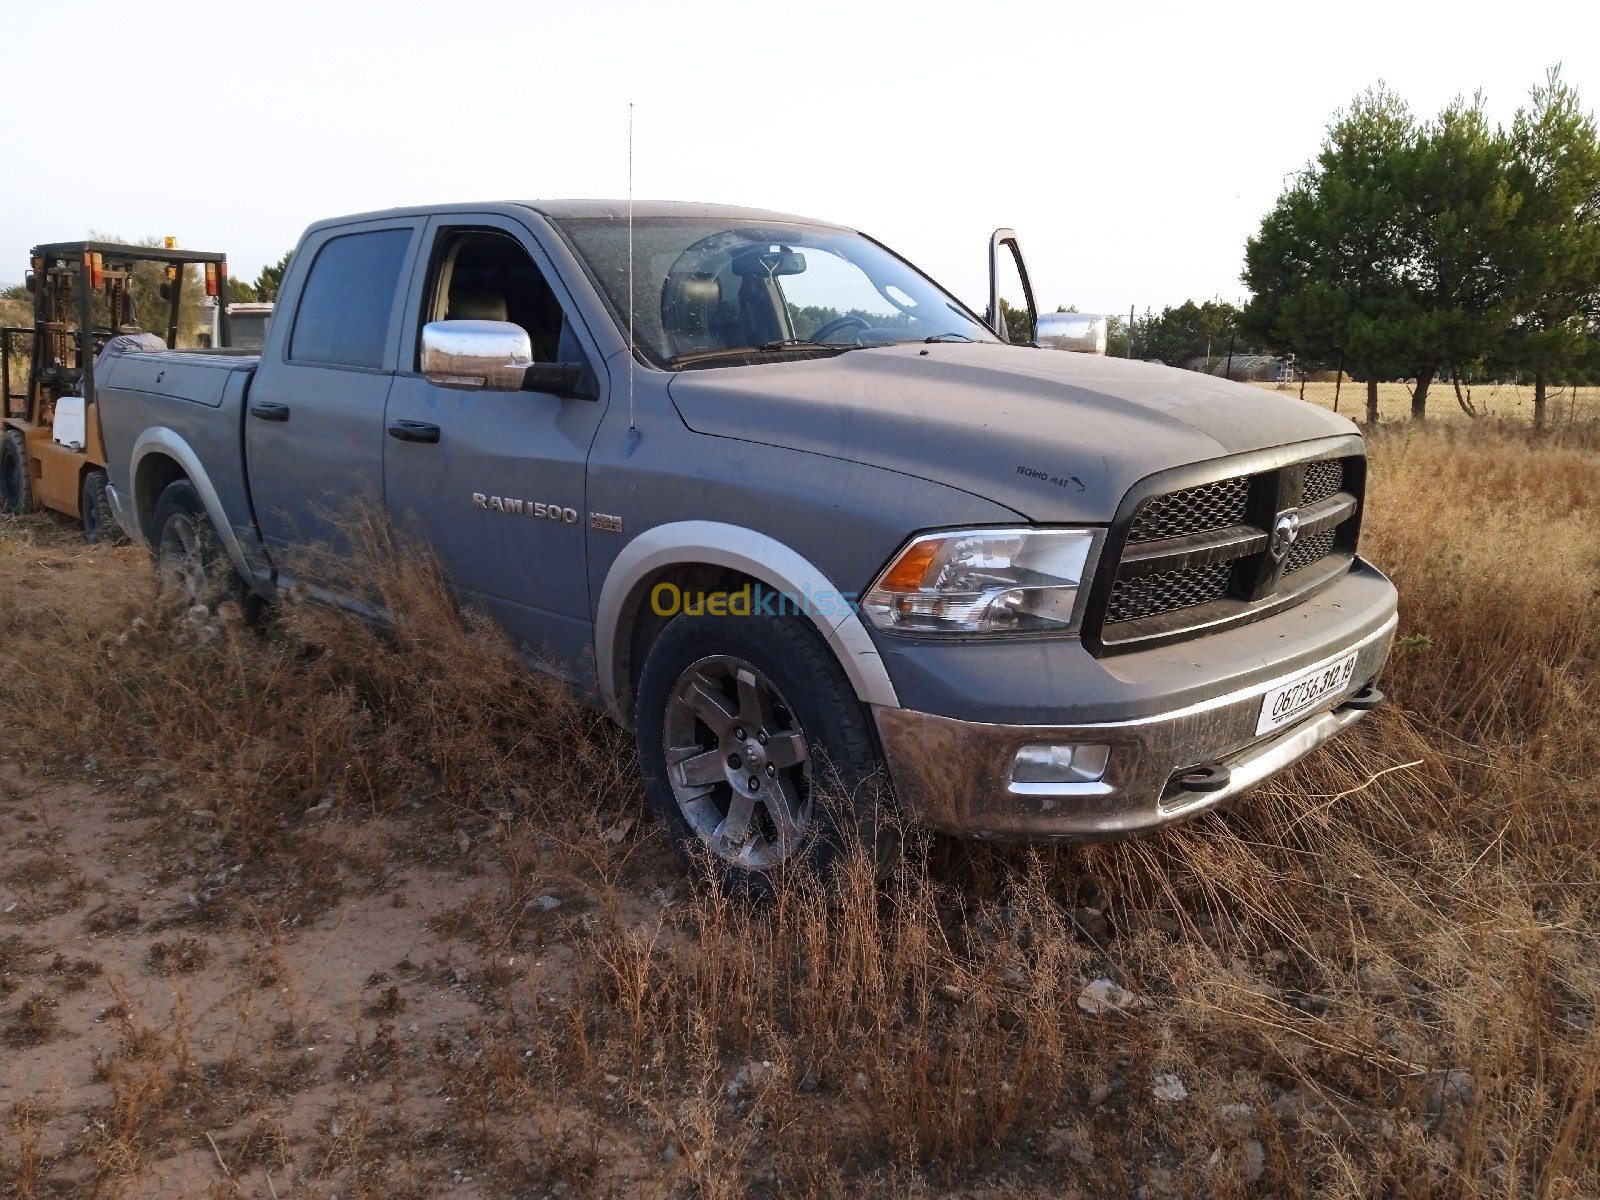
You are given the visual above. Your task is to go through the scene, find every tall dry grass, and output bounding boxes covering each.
[1257,379,1600,430]
[0,422,1596,1196]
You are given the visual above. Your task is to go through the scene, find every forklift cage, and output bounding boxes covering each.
[2,240,232,423]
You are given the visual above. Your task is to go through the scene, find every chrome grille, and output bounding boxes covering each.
[1107,562,1232,623]
[1127,477,1249,543]
[1284,527,1336,574]
[1302,459,1344,505]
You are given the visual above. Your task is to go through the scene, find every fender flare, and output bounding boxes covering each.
[594,520,900,724]
[129,427,260,587]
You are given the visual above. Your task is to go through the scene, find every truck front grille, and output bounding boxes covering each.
[1106,562,1232,622]
[1088,448,1365,653]
[1127,477,1249,543]
[1284,527,1337,574]
[1302,458,1344,505]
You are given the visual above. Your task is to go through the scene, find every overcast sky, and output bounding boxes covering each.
[2,0,1594,319]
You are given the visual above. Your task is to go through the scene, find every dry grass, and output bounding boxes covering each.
[0,423,1596,1197]
[1255,378,1600,428]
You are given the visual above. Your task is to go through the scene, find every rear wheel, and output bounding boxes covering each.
[152,479,224,603]
[0,429,34,515]
[81,469,116,544]
[636,610,895,895]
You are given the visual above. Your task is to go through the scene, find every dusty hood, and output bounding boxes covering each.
[667,343,1359,523]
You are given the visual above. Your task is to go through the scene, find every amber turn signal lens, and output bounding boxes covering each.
[880,537,942,591]
[205,263,218,297]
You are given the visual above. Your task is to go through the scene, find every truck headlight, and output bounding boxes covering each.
[862,528,1101,635]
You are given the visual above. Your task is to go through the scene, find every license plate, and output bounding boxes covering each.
[1256,651,1359,735]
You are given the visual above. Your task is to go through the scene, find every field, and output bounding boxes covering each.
[0,420,1597,1198]
[1252,379,1600,427]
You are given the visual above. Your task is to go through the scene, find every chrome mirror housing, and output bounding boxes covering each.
[1036,311,1107,355]
[420,320,532,390]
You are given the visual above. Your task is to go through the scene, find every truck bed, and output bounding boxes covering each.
[96,350,259,546]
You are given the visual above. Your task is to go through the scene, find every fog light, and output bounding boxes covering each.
[1011,743,1111,785]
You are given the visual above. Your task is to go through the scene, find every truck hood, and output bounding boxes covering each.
[666,343,1358,523]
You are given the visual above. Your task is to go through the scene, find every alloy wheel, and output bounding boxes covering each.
[158,512,210,601]
[661,654,813,870]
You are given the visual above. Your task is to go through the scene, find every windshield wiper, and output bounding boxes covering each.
[924,332,976,343]
[667,341,857,367]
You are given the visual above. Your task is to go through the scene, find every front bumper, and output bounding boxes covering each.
[874,607,1396,841]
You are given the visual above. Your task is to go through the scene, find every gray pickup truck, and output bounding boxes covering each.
[96,200,1396,888]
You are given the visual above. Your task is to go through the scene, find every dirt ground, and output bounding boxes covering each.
[0,754,692,1199]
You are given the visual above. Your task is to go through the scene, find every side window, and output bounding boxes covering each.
[289,228,411,369]
[426,230,576,364]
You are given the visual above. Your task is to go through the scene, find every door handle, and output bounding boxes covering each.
[388,420,440,444]
[250,401,290,422]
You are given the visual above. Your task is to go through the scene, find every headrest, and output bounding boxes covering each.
[447,288,508,322]
[662,272,721,334]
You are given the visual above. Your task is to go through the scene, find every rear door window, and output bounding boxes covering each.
[289,229,412,369]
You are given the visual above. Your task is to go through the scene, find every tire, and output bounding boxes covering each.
[80,469,117,544]
[0,429,34,515]
[635,610,896,895]
[151,479,226,603]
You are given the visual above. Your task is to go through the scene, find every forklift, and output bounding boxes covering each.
[0,240,233,541]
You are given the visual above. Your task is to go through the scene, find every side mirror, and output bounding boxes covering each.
[1036,312,1107,355]
[24,271,35,294]
[421,321,599,398]
[987,228,1038,345]
[422,320,534,390]
[524,361,599,401]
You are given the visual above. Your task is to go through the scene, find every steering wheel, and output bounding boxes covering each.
[810,314,872,344]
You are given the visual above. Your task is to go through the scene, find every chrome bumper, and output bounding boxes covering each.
[874,612,1397,841]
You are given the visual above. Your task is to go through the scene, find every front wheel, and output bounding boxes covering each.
[635,610,895,894]
[0,429,34,515]
[81,469,118,544]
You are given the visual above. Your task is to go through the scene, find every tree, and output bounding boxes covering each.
[253,251,292,303]
[1138,299,1246,366]
[1498,68,1600,431]
[227,276,257,303]
[1243,86,1520,423]
[1104,311,1130,358]
[1243,86,1421,424]
[1394,94,1519,420]
[999,298,1032,344]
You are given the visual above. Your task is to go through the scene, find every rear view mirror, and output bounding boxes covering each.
[422,320,533,390]
[731,248,806,277]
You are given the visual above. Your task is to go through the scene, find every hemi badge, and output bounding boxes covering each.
[590,512,623,533]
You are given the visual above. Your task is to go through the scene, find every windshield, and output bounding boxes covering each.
[552,216,998,366]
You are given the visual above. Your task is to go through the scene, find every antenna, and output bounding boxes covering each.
[627,102,636,434]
